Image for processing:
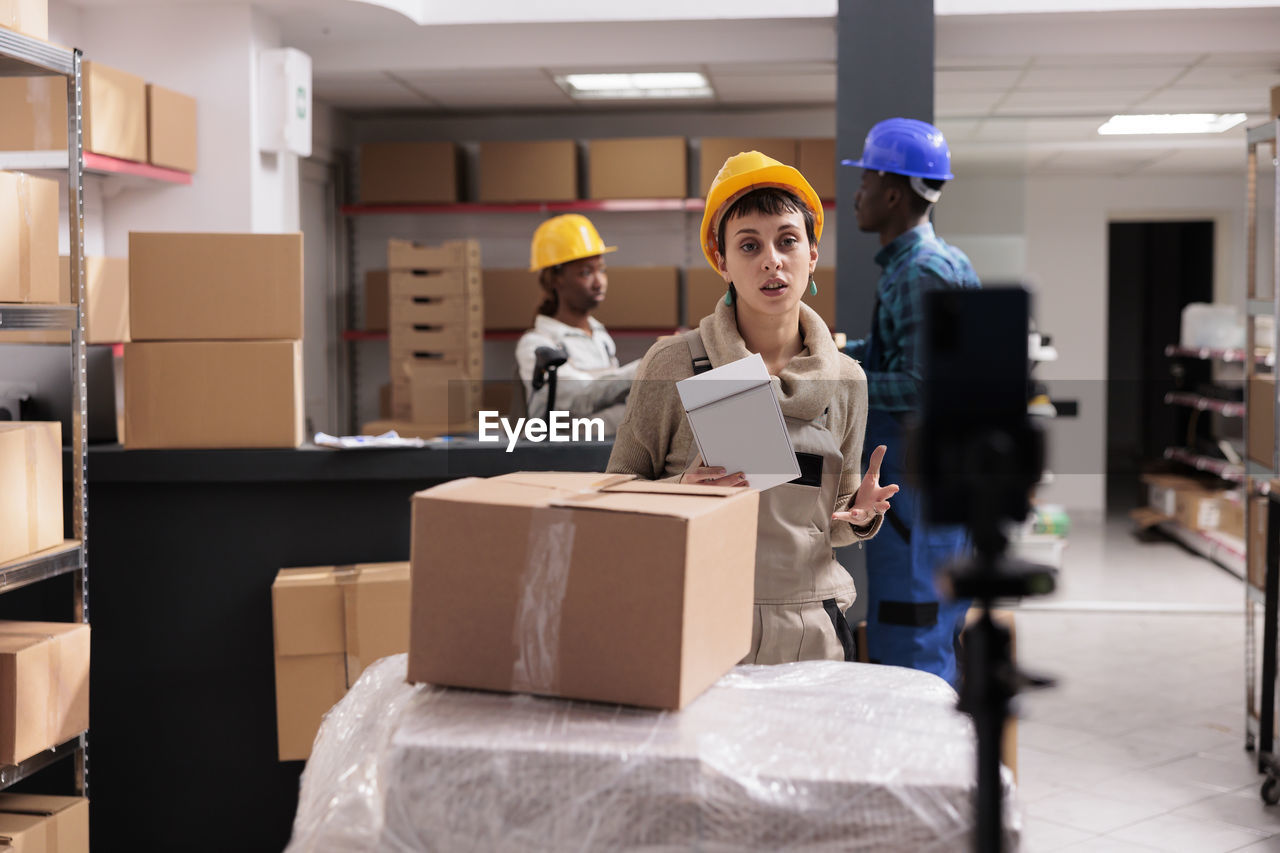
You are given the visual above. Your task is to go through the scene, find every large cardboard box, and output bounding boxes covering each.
[478,140,577,203]
[129,232,303,341]
[1249,496,1269,590]
[482,268,540,330]
[0,793,89,853]
[0,621,89,765]
[588,137,687,199]
[0,422,61,565]
[0,171,59,303]
[0,0,48,39]
[146,83,197,173]
[59,256,129,343]
[1250,375,1275,468]
[124,340,304,449]
[699,137,798,195]
[592,266,678,329]
[797,138,836,200]
[364,270,389,332]
[1176,488,1222,533]
[1218,494,1245,540]
[408,472,759,710]
[83,61,147,163]
[272,562,410,761]
[1142,472,1201,518]
[359,142,459,204]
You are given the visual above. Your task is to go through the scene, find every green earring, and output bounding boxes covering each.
[723,286,734,306]
[809,279,818,296]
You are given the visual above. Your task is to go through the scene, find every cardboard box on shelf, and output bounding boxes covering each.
[698,137,798,196]
[408,472,759,710]
[387,239,480,272]
[124,340,304,449]
[129,232,303,341]
[1249,376,1275,468]
[0,76,62,151]
[0,422,61,565]
[389,297,483,359]
[394,360,483,426]
[797,138,836,200]
[0,620,90,765]
[359,142,459,205]
[388,268,482,311]
[0,0,48,39]
[1141,472,1201,518]
[0,171,59,303]
[592,266,678,329]
[588,137,687,199]
[0,793,89,853]
[1249,496,1268,590]
[272,562,410,761]
[478,140,577,203]
[146,83,197,173]
[364,270,389,332]
[481,269,539,331]
[1217,494,1245,540]
[1175,488,1222,532]
[59,256,129,343]
[83,61,147,163]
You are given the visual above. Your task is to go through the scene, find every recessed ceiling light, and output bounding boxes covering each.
[557,72,713,100]
[1098,113,1248,135]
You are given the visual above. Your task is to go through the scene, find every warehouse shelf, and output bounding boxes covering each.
[0,28,74,76]
[1163,447,1245,482]
[342,198,836,216]
[0,150,192,187]
[0,303,77,330]
[1156,520,1246,579]
[343,328,681,342]
[0,734,85,791]
[1247,121,1278,145]
[1164,344,1274,366]
[1248,299,1275,318]
[1248,460,1276,479]
[0,541,81,595]
[1164,392,1246,418]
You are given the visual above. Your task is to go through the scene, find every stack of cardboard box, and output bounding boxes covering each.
[362,238,484,439]
[0,793,89,852]
[125,232,305,448]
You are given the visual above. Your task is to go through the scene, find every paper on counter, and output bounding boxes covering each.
[676,353,799,491]
[314,431,429,449]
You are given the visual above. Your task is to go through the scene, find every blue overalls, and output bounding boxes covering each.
[855,225,980,687]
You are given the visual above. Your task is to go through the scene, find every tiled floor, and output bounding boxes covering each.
[1012,511,1275,851]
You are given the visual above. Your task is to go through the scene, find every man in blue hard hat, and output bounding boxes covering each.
[841,118,981,687]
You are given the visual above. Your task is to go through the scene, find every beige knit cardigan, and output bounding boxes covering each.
[606,299,881,546]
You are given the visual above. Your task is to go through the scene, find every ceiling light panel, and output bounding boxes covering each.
[557,71,713,100]
[1097,113,1248,134]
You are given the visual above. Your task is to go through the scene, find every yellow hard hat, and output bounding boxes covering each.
[700,151,823,272]
[529,214,617,272]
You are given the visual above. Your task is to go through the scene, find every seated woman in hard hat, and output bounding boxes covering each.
[607,152,898,665]
[516,214,640,434]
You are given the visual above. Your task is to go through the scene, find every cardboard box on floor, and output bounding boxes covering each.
[592,266,678,329]
[408,472,759,710]
[0,170,59,303]
[588,137,687,200]
[272,562,410,761]
[478,140,577,203]
[129,232,303,341]
[1250,376,1275,468]
[124,340,304,449]
[146,83,197,173]
[0,0,48,39]
[0,422,61,565]
[59,256,129,343]
[0,620,90,765]
[359,142,459,204]
[0,793,89,853]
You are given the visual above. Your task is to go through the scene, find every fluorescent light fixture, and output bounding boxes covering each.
[1098,113,1248,135]
[557,72,712,100]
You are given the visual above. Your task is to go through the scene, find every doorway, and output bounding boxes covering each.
[1106,220,1216,512]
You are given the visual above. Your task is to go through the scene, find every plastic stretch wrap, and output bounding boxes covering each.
[288,655,1020,852]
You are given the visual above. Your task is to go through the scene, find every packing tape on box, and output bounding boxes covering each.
[333,564,363,684]
[510,511,575,695]
[16,175,31,301]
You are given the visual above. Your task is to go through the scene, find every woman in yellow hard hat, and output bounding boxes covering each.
[607,152,898,665]
[515,214,640,433]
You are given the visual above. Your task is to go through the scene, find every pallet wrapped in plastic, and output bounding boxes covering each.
[286,655,1021,852]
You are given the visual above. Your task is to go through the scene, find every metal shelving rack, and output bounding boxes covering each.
[1240,117,1279,803]
[0,28,89,797]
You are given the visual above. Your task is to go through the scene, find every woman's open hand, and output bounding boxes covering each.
[831,444,899,527]
[681,463,749,487]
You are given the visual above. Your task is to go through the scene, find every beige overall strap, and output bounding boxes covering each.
[683,329,713,374]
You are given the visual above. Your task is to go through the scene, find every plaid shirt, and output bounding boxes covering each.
[844,223,981,413]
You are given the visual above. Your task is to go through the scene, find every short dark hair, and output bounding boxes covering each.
[716,187,817,258]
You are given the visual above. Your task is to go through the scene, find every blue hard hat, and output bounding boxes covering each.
[841,117,954,181]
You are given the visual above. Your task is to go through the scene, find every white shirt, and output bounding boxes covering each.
[515,314,639,428]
